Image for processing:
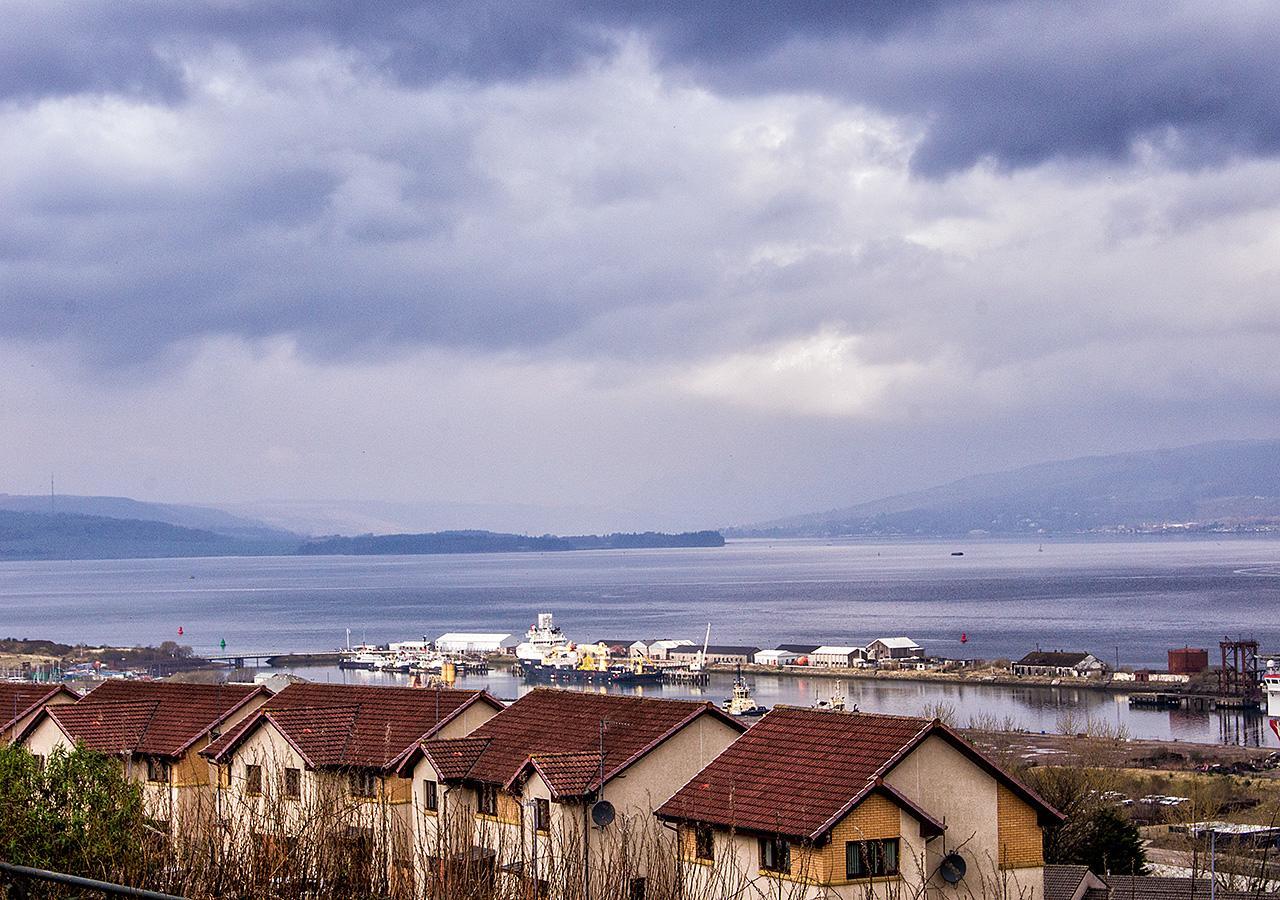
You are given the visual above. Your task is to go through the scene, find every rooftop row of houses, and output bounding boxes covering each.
[0,678,1220,899]
[590,637,926,668]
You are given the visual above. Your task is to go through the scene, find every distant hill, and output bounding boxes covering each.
[0,510,299,560]
[0,494,299,542]
[736,440,1280,537]
[296,530,726,555]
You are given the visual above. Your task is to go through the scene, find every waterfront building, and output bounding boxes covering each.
[1012,651,1106,678]
[0,682,77,744]
[754,649,800,666]
[657,706,1061,899]
[643,639,696,660]
[400,687,745,898]
[865,637,924,661]
[201,682,503,885]
[668,644,760,666]
[810,646,866,668]
[776,643,822,655]
[433,633,519,654]
[18,680,268,833]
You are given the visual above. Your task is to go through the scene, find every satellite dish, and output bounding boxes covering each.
[939,852,967,884]
[590,800,615,827]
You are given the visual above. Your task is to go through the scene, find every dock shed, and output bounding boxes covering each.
[774,643,820,655]
[810,646,864,668]
[754,649,800,667]
[434,633,519,654]
[866,637,924,660]
[670,644,760,666]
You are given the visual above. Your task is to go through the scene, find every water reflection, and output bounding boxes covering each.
[271,664,1280,749]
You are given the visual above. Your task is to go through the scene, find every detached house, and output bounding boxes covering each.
[657,706,1061,899]
[0,682,77,744]
[201,682,502,884]
[18,679,268,831]
[400,687,745,898]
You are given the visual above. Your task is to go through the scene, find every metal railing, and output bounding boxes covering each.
[0,861,186,899]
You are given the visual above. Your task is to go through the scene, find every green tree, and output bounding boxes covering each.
[0,742,147,881]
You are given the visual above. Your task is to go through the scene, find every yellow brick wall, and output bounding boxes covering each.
[996,785,1044,869]
[679,825,708,864]
[822,792,902,884]
[498,792,522,825]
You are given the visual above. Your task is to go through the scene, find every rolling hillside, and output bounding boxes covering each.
[738,440,1280,537]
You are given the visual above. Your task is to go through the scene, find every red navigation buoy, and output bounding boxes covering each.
[177,626,184,636]
[960,632,968,643]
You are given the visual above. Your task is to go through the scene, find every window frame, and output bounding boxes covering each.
[349,770,378,799]
[694,825,715,861]
[533,797,551,832]
[424,779,439,813]
[845,838,900,880]
[477,783,499,816]
[283,766,301,800]
[145,757,170,784]
[244,763,263,797]
[758,836,791,874]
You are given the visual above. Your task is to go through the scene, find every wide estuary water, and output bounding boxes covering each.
[2,536,1279,746]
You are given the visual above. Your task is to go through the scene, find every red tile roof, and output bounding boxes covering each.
[0,683,76,734]
[411,688,745,798]
[36,680,265,758]
[203,682,502,771]
[656,706,1060,841]
[420,737,493,781]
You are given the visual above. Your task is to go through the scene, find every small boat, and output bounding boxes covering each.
[950,551,964,556]
[339,650,383,671]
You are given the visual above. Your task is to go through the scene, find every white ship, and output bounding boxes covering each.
[515,612,571,662]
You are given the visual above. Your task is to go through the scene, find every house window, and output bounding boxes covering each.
[218,765,230,789]
[477,783,498,816]
[759,837,791,874]
[424,780,438,812]
[31,754,46,772]
[350,771,378,799]
[146,757,170,783]
[245,764,262,797]
[534,798,551,832]
[283,767,301,799]
[629,877,646,900]
[694,825,714,861]
[846,838,899,879]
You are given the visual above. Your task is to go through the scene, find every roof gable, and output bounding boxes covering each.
[0,683,76,733]
[204,683,499,770]
[417,688,743,793]
[29,680,264,758]
[656,706,1061,841]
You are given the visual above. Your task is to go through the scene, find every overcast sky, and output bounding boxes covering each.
[3,1,1279,533]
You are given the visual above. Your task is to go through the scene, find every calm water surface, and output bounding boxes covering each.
[2,537,1279,746]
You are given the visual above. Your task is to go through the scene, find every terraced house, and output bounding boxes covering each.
[0,682,77,744]
[17,679,268,832]
[201,682,502,887]
[657,706,1062,899]
[399,688,745,898]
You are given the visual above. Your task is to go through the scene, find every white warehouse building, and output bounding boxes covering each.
[433,632,519,653]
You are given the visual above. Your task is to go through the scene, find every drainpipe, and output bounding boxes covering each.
[583,799,591,900]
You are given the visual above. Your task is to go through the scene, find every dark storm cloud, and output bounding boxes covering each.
[7,2,1280,174]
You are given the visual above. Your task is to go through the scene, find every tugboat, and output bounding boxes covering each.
[723,667,767,717]
[814,681,854,712]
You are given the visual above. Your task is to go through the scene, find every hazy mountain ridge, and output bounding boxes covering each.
[736,440,1280,537]
[0,494,300,541]
[0,510,298,560]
